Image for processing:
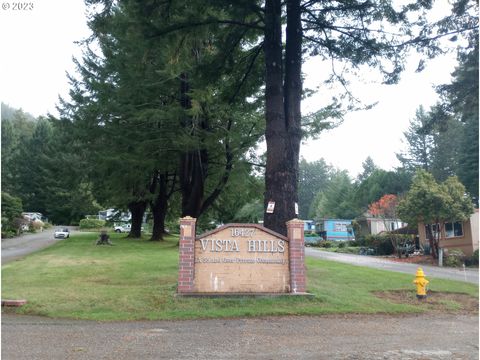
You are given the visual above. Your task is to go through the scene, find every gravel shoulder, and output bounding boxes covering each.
[2,313,478,359]
[306,247,479,284]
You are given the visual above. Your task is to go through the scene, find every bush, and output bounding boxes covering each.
[347,239,360,247]
[335,246,361,254]
[319,240,334,248]
[79,218,106,229]
[305,237,321,247]
[364,234,394,255]
[338,241,346,248]
[471,249,479,266]
[444,249,466,267]
[1,192,24,236]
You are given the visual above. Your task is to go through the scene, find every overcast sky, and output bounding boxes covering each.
[0,1,458,177]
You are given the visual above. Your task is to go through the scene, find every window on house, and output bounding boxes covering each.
[445,222,464,238]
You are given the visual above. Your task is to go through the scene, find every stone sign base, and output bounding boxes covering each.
[176,292,314,298]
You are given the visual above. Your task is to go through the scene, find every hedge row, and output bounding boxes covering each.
[79,218,106,229]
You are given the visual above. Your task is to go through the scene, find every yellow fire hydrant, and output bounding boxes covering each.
[413,267,429,299]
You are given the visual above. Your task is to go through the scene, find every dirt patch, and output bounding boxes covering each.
[375,290,479,314]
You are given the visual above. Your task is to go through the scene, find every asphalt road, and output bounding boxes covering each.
[306,248,479,284]
[1,227,75,264]
[2,313,478,359]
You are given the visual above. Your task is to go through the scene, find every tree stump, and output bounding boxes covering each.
[96,231,113,245]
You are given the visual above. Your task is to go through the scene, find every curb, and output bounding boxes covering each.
[2,299,27,307]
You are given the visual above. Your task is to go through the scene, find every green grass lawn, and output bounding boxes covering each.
[2,232,477,321]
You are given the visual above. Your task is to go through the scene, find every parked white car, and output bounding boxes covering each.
[114,224,131,233]
[114,223,144,233]
[54,228,70,239]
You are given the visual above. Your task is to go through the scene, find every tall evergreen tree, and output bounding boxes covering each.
[15,119,54,215]
[298,158,332,219]
[312,170,358,219]
[354,169,412,211]
[396,106,434,173]
[61,0,264,238]
[437,40,479,202]
[1,105,36,194]
[356,157,378,184]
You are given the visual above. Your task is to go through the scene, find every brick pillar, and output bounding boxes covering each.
[287,219,306,293]
[178,216,196,293]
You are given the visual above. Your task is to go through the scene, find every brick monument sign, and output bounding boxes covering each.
[177,217,306,295]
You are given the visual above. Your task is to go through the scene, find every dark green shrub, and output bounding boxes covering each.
[79,218,106,229]
[335,247,361,254]
[444,249,466,267]
[319,240,334,248]
[471,249,479,266]
[1,192,24,236]
[364,235,394,255]
[338,241,346,248]
[353,235,367,246]
[348,239,360,247]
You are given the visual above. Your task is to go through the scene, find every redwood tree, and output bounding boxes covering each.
[263,0,303,234]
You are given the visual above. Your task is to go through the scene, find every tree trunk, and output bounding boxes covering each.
[426,223,438,259]
[128,200,146,238]
[433,221,443,260]
[179,72,209,219]
[263,0,302,236]
[151,199,167,241]
[180,149,208,218]
[150,174,168,241]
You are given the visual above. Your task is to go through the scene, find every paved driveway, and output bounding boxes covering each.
[1,227,76,264]
[2,313,478,360]
[306,248,479,284]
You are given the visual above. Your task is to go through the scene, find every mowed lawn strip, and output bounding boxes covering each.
[2,233,477,321]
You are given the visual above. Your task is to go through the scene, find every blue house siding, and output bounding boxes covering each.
[317,219,354,241]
